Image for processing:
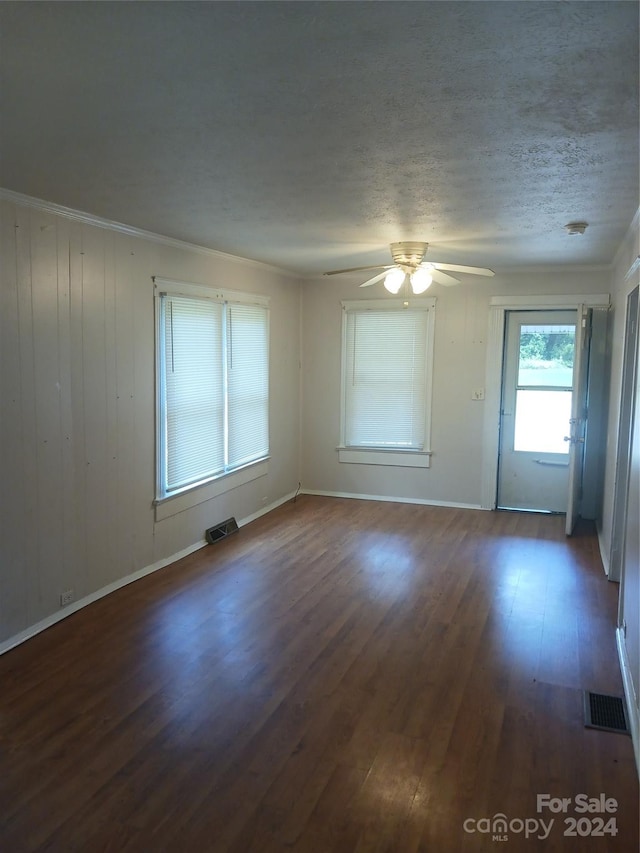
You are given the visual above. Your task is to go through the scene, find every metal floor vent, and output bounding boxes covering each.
[583,691,630,735]
[205,517,239,545]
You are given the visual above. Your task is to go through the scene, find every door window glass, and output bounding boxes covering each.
[513,323,575,453]
[517,325,575,386]
[514,389,572,453]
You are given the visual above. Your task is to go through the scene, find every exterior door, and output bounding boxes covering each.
[498,310,578,513]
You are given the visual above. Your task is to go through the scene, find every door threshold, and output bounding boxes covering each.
[496,506,566,516]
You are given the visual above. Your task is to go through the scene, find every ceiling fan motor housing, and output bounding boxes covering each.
[390,241,428,268]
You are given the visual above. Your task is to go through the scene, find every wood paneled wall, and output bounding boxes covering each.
[0,199,301,648]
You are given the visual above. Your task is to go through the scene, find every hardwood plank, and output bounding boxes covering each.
[0,497,637,852]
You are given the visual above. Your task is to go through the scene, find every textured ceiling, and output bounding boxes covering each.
[1,1,638,275]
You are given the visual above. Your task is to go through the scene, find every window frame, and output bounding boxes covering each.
[338,298,436,468]
[154,278,270,514]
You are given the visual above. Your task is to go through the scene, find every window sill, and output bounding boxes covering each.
[337,447,432,468]
[155,458,270,521]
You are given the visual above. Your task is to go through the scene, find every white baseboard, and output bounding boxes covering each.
[0,540,206,657]
[301,489,483,511]
[617,626,640,778]
[0,490,297,657]
[238,490,298,527]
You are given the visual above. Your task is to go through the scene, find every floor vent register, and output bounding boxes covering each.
[583,691,630,735]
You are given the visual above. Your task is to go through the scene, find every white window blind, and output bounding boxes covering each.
[344,307,429,449]
[164,297,225,490]
[158,292,269,498]
[227,303,269,468]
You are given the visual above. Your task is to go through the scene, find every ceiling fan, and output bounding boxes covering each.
[323,241,495,293]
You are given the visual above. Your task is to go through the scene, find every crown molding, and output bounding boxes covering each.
[0,187,300,279]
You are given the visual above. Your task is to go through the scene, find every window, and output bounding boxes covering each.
[513,322,575,454]
[155,281,269,501]
[339,299,435,467]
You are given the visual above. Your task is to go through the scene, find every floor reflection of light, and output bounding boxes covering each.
[490,535,567,578]
[146,567,267,703]
[355,532,418,599]
[357,733,424,823]
[483,536,575,674]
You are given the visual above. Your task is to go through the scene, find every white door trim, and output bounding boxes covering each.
[481,294,610,510]
[490,294,611,308]
[610,286,639,581]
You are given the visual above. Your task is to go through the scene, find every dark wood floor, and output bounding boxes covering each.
[0,496,637,852]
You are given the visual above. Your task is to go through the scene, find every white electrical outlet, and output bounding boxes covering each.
[60,589,74,607]
[472,388,485,401]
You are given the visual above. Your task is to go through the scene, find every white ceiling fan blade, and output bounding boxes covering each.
[324,264,392,276]
[359,270,390,288]
[429,268,460,287]
[428,261,495,277]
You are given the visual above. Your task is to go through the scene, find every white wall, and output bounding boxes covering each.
[0,197,301,649]
[600,215,640,560]
[1,187,633,673]
[301,268,610,506]
[599,211,640,765]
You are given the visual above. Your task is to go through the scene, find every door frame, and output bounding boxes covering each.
[609,285,639,582]
[497,309,578,514]
[481,293,610,511]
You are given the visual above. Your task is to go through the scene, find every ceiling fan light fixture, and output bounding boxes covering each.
[384,268,405,293]
[323,241,494,289]
[410,269,432,294]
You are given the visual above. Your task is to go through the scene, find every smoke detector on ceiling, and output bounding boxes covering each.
[564,221,588,235]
